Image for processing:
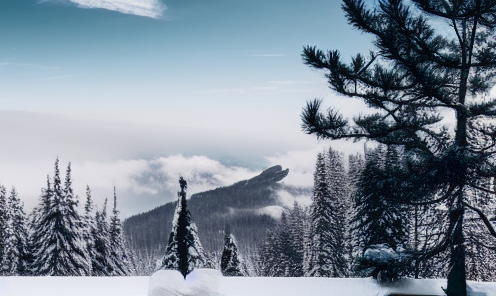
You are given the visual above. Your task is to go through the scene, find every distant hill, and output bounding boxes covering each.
[123,165,311,264]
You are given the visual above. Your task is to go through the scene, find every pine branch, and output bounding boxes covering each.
[463,201,496,239]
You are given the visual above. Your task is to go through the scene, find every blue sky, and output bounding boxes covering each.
[0,0,373,217]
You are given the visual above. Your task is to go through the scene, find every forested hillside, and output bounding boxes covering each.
[123,165,311,273]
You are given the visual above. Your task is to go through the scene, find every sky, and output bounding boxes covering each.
[0,0,375,218]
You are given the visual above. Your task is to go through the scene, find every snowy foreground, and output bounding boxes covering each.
[1,269,496,296]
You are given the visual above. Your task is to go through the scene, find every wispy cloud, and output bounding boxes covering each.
[41,0,166,19]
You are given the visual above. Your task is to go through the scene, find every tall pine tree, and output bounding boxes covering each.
[158,177,205,278]
[0,185,7,275]
[108,187,130,276]
[305,150,347,277]
[352,146,409,281]
[221,229,246,276]
[31,159,90,276]
[92,198,113,276]
[300,1,496,293]
[2,187,29,276]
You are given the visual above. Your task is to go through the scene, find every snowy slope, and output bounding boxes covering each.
[0,276,150,296]
[1,271,496,296]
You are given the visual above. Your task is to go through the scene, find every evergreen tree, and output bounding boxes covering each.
[108,187,130,276]
[353,146,409,281]
[325,147,349,276]
[306,151,347,277]
[92,199,112,276]
[221,229,245,276]
[28,175,53,275]
[300,1,496,293]
[286,202,306,277]
[2,187,29,276]
[31,159,90,276]
[82,185,96,276]
[0,185,7,275]
[346,153,365,274]
[158,177,206,278]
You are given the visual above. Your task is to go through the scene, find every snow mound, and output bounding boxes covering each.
[148,269,221,296]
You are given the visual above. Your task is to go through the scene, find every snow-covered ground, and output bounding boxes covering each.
[1,270,496,296]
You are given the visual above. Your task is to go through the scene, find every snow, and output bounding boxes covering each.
[0,276,149,296]
[1,272,496,296]
[149,269,220,296]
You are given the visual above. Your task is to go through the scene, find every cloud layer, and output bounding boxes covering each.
[55,0,166,18]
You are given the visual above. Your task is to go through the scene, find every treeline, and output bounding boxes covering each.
[256,146,496,281]
[0,158,132,276]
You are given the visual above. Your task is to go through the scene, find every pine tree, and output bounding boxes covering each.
[347,153,365,274]
[28,175,53,275]
[353,146,409,281]
[158,177,205,278]
[287,202,306,277]
[300,1,496,293]
[0,185,7,275]
[306,151,347,277]
[31,159,90,276]
[2,187,29,276]
[82,185,96,276]
[325,147,349,276]
[108,187,130,276]
[92,198,112,276]
[221,229,245,276]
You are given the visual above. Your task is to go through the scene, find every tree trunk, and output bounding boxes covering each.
[446,206,467,296]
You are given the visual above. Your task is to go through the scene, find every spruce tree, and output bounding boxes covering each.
[31,159,90,276]
[306,151,347,277]
[82,185,96,276]
[159,177,205,278]
[2,187,29,276]
[347,153,365,273]
[301,1,496,293]
[325,148,349,276]
[0,185,7,275]
[108,187,130,276]
[221,229,245,276]
[287,201,306,277]
[29,175,53,275]
[353,146,409,281]
[92,199,112,276]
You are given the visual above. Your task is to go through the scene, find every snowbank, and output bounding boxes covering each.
[0,276,149,296]
[148,269,221,296]
[1,273,496,296]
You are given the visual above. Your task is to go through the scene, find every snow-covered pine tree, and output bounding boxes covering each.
[108,187,130,276]
[0,185,7,275]
[158,177,206,278]
[305,150,348,277]
[221,229,246,276]
[287,201,306,277]
[257,228,281,276]
[31,159,90,276]
[82,185,96,276]
[92,198,113,276]
[2,187,29,276]
[28,175,53,275]
[353,146,409,281]
[325,147,349,277]
[347,153,365,275]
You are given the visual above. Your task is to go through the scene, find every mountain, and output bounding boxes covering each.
[123,165,311,272]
